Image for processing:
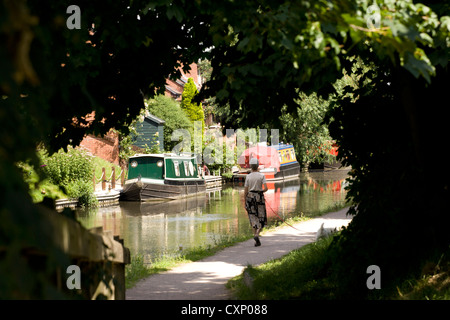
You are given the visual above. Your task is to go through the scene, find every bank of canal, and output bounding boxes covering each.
[75,169,350,263]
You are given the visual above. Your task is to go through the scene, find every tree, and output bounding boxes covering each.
[181,78,205,131]
[146,94,193,152]
[1,0,449,298]
[280,92,334,166]
[195,0,450,297]
[0,0,213,298]
[198,0,450,132]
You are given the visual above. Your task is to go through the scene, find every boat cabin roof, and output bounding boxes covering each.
[129,153,197,159]
[271,144,295,151]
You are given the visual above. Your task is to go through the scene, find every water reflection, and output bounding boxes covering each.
[76,169,350,261]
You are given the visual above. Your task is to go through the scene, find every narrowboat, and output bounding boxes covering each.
[120,153,206,201]
[233,144,300,182]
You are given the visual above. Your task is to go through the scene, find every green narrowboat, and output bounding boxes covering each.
[120,153,206,201]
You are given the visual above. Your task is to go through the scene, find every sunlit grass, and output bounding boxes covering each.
[125,233,253,289]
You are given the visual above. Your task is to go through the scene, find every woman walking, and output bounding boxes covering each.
[244,158,268,246]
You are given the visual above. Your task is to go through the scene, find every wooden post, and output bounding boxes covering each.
[121,168,125,186]
[111,166,116,189]
[93,169,96,192]
[102,167,106,191]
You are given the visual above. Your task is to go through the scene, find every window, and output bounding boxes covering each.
[290,149,296,161]
[188,161,195,176]
[183,161,190,176]
[173,161,180,176]
[281,150,286,163]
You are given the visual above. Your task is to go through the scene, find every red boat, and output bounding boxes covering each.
[233,144,300,182]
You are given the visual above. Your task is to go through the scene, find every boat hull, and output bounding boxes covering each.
[120,179,206,202]
[232,162,300,182]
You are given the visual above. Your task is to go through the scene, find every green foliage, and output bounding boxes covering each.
[92,156,122,183]
[65,179,98,208]
[181,78,205,131]
[1,0,449,299]
[228,235,338,300]
[145,94,193,152]
[16,161,67,203]
[118,124,139,164]
[40,146,94,188]
[38,146,97,208]
[280,92,335,165]
[143,132,163,154]
[324,54,450,298]
[125,254,153,289]
[199,0,450,129]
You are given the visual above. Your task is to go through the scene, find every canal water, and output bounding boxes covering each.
[76,169,350,262]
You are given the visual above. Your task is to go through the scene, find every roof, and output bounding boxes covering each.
[144,114,165,124]
[271,144,294,150]
[129,153,196,159]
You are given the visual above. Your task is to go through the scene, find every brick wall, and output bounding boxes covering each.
[79,129,120,165]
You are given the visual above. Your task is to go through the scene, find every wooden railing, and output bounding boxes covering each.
[93,167,127,191]
[47,207,130,299]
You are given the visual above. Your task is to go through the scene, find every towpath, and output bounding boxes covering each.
[126,207,352,300]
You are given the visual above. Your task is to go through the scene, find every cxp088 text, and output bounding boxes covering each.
[225,304,268,315]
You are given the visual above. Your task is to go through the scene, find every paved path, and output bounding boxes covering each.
[126,207,352,300]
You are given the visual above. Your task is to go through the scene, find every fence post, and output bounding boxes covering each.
[93,169,96,192]
[111,166,116,189]
[121,168,125,186]
[102,167,106,191]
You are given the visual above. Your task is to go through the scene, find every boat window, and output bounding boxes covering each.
[188,161,195,176]
[183,161,190,176]
[173,161,180,176]
[290,149,296,161]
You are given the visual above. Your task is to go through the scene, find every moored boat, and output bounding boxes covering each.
[233,144,300,182]
[120,153,206,201]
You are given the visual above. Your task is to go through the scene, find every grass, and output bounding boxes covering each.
[125,254,190,289]
[125,233,253,289]
[226,233,450,300]
[264,201,350,233]
[393,253,450,300]
[226,234,338,300]
[92,157,123,184]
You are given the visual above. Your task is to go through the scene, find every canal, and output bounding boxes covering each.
[76,169,350,262]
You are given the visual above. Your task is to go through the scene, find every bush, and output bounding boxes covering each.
[145,94,193,152]
[40,146,94,186]
[65,179,97,208]
[39,146,97,207]
[16,161,67,203]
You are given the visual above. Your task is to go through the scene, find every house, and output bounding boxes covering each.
[165,62,202,101]
[132,113,165,151]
